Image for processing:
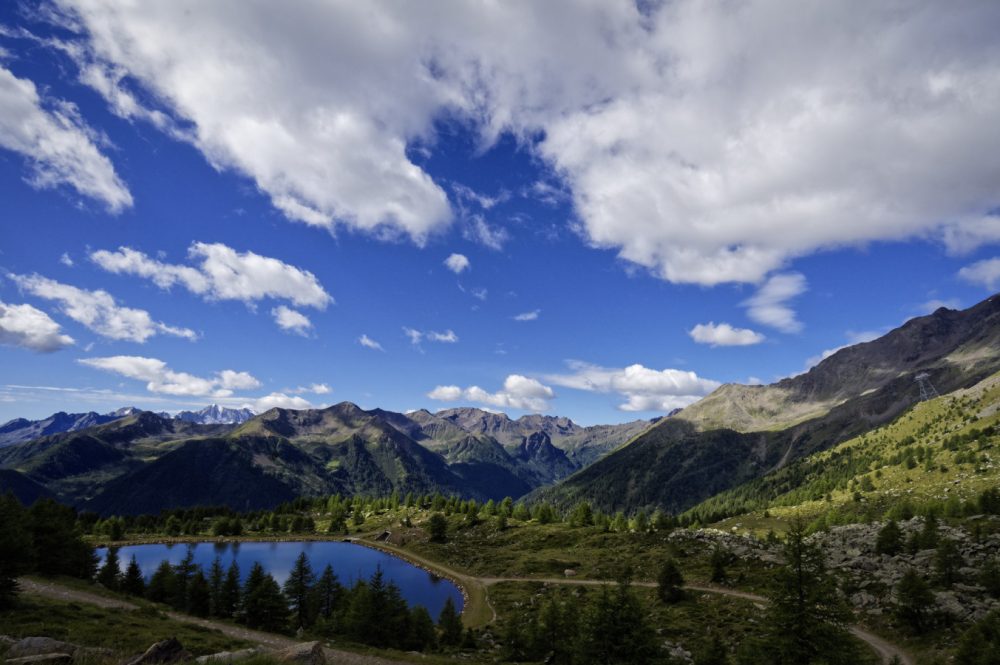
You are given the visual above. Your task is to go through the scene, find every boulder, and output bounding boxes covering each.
[6,638,78,659]
[124,638,192,665]
[195,648,260,664]
[4,654,73,665]
[274,641,325,665]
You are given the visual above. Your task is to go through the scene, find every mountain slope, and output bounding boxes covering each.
[687,370,1000,526]
[536,294,1000,514]
[0,410,124,448]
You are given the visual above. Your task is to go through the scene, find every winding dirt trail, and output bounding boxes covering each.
[18,578,407,665]
[355,541,914,665]
[21,550,915,665]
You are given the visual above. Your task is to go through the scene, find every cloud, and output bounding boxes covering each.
[251,392,313,412]
[78,355,261,397]
[271,306,312,336]
[358,334,384,351]
[59,253,74,267]
[10,273,196,342]
[513,309,540,322]
[743,273,807,333]
[52,2,1000,284]
[688,322,765,347]
[403,327,458,346]
[90,243,332,309]
[0,300,75,352]
[463,216,509,250]
[958,257,1000,291]
[428,374,554,412]
[444,253,470,274]
[546,360,720,412]
[0,65,132,212]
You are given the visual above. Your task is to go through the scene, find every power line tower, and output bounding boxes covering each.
[915,372,939,401]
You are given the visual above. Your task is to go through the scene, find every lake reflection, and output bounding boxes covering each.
[96,540,463,617]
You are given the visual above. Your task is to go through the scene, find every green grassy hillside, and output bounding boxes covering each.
[686,371,1000,529]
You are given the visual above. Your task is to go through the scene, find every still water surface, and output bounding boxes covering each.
[96,540,463,617]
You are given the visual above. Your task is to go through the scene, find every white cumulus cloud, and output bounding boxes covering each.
[49,1,1000,284]
[90,243,332,309]
[689,322,765,347]
[428,374,554,412]
[79,355,261,397]
[271,306,312,336]
[444,253,470,274]
[10,273,196,343]
[513,310,540,322]
[0,65,132,212]
[545,360,720,412]
[251,392,313,412]
[0,300,75,352]
[958,258,1000,291]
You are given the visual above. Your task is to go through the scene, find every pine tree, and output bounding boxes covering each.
[121,555,146,597]
[570,501,594,527]
[407,606,437,651]
[283,552,316,629]
[955,609,1000,665]
[312,564,342,621]
[208,557,225,617]
[187,570,211,617]
[96,547,121,591]
[242,562,288,632]
[0,494,33,608]
[896,568,935,632]
[172,548,197,609]
[758,518,857,665]
[219,561,241,618]
[581,578,658,664]
[934,538,963,587]
[146,560,178,605]
[918,514,939,550]
[27,499,96,579]
[875,520,903,555]
[657,558,685,603]
[710,546,729,584]
[438,596,463,647]
[427,513,448,543]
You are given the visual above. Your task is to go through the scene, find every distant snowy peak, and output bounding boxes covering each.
[173,404,256,425]
[108,406,143,417]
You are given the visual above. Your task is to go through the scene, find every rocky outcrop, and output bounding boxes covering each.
[5,638,79,659]
[273,641,325,665]
[123,638,192,665]
[194,648,261,664]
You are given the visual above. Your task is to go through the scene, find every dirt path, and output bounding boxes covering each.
[21,554,914,665]
[18,578,409,665]
[476,576,911,665]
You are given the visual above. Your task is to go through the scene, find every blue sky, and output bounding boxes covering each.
[1,1,999,425]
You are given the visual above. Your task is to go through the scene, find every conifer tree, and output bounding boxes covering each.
[283,552,316,629]
[896,568,935,632]
[934,538,963,587]
[242,562,288,632]
[875,520,903,555]
[438,596,463,647]
[657,558,685,603]
[208,556,225,617]
[96,547,121,591]
[219,561,241,618]
[187,570,211,617]
[121,555,146,597]
[0,494,33,608]
[313,564,342,621]
[757,518,857,664]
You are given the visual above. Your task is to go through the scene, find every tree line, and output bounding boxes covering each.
[96,549,463,652]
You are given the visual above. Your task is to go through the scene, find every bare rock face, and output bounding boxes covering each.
[123,638,192,665]
[274,641,325,665]
[6,637,79,659]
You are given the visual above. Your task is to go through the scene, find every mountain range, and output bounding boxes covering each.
[1,294,996,518]
[0,404,257,449]
[0,399,650,514]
